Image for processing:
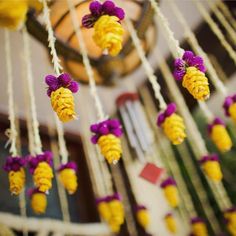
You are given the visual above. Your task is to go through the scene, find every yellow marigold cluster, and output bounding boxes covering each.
[225,211,236,236]
[97,134,122,164]
[210,124,232,152]
[31,192,47,214]
[136,209,150,229]
[51,87,76,123]
[59,168,78,194]
[33,162,53,192]
[163,185,179,208]
[162,114,186,145]
[165,214,177,234]
[8,168,25,195]
[93,15,124,56]
[229,103,236,123]
[192,222,208,236]
[202,161,223,182]
[182,67,210,101]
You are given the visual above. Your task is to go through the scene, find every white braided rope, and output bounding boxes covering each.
[207,0,236,46]
[148,0,184,58]
[197,101,214,122]
[169,0,228,98]
[22,28,42,155]
[41,0,62,76]
[125,18,167,111]
[194,0,236,65]
[67,0,106,121]
[4,30,18,156]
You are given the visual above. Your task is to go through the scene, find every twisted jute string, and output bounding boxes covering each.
[41,0,69,164]
[124,17,167,111]
[22,28,42,155]
[4,30,18,157]
[194,0,236,65]
[207,0,236,46]
[159,57,231,213]
[67,0,106,121]
[169,0,228,98]
[217,1,236,31]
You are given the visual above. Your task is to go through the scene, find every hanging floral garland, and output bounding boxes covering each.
[135,205,150,230]
[82,0,125,56]
[190,217,208,236]
[224,95,236,123]
[164,213,177,234]
[224,207,236,236]
[28,188,47,214]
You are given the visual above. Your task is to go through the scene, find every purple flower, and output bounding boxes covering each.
[90,1,103,16]
[45,73,79,97]
[160,177,176,188]
[223,94,236,116]
[157,103,177,126]
[173,50,206,81]
[191,217,205,224]
[3,156,26,172]
[58,161,77,172]
[135,205,147,212]
[28,151,53,174]
[102,1,115,14]
[199,154,219,164]
[27,188,45,197]
[90,119,123,144]
[207,117,225,134]
[165,213,173,218]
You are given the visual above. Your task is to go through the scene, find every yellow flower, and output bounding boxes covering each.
[8,168,25,195]
[192,222,208,236]
[229,103,236,123]
[98,201,111,222]
[33,162,53,192]
[183,66,210,101]
[59,168,78,194]
[202,161,223,182]
[93,15,124,56]
[165,214,177,234]
[31,192,47,214]
[97,134,122,164]
[163,185,179,208]
[225,212,236,236]
[136,209,150,229]
[162,113,186,145]
[210,124,232,152]
[51,87,76,123]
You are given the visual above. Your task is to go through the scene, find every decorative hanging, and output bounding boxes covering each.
[28,188,47,214]
[224,207,236,236]
[208,118,232,153]
[157,103,186,145]
[57,162,78,195]
[200,154,223,182]
[223,95,236,123]
[82,0,125,56]
[190,217,208,236]
[96,193,125,233]
[135,205,150,230]
[164,213,177,234]
[160,177,179,208]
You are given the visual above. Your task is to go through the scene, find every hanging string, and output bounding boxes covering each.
[148,0,184,58]
[194,0,236,65]
[207,0,236,46]
[67,0,106,121]
[168,0,228,98]
[4,30,18,156]
[217,1,236,31]
[41,0,62,76]
[22,28,42,155]
[124,17,167,111]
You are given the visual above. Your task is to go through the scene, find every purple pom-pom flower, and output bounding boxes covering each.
[3,156,26,172]
[157,103,177,126]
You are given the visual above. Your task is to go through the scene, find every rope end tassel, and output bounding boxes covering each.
[45,73,79,123]
[82,0,125,57]
[28,151,54,193]
[173,51,210,101]
[224,207,236,236]
[200,154,223,182]
[135,205,150,230]
[223,94,236,123]
[208,117,232,153]
[3,156,26,195]
[58,161,78,195]
[157,103,186,145]
[96,193,125,233]
[90,119,123,164]
[160,177,180,208]
[164,213,177,234]
[28,188,47,214]
[190,217,208,236]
